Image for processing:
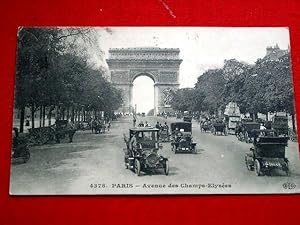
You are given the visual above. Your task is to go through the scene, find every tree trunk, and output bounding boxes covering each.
[71,106,74,122]
[292,113,296,132]
[62,108,65,120]
[66,107,70,121]
[19,106,25,133]
[39,106,42,127]
[42,105,46,127]
[31,104,35,129]
[48,108,52,126]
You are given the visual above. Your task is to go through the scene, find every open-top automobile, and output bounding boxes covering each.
[170,122,197,154]
[245,129,290,176]
[123,127,169,176]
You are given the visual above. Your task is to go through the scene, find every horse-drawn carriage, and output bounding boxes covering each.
[245,130,290,176]
[27,120,76,145]
[236,121,260,143]
[91,119,106,134]
[54,120,76,143]
[212,121,227,135]
[170,122,197,154]
[200,120,212,132]
[123,127,169,176]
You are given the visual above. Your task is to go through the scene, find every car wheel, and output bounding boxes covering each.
[134,159,141,176]
[171,144,175,152]
[245,155,253,171]
[164,160,169,176]
[254,159,262,176]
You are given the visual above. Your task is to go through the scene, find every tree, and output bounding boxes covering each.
[195,69,226,114]
[14,27,123,132]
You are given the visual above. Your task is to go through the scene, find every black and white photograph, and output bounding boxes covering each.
[10,27,300,195]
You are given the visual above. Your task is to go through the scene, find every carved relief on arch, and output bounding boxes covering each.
[159,71,178,83]
[111,70,130,83]
[162,87,176,106]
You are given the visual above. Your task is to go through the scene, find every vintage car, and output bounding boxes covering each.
[183,116,192,122]
[245,130,289,176]
[12,128,30,163]
[272,115,289,136]
[54,120,76,143]
[123,127,169,176]
[170,122,197,154]
[212,120,227,135]
[236,121,260,143]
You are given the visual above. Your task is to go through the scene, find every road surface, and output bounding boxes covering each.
[10,116,300,195]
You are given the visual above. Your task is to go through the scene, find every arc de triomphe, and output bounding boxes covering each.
[106,47,182,115]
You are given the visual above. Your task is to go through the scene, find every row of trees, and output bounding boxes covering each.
[15,28,122,132]
[170,53,295,130]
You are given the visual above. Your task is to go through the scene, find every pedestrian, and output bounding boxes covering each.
[133,115,137,127]
[155,121,160,129]
[107,120,111,131]
[145,121,150,127]
[164,122,169,131]
[25,115,30,126]
[130,132,138,151]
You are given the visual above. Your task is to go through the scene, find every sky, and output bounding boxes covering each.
[90,27,290,113]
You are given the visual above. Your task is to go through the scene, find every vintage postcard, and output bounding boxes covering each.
[10,27,299,195]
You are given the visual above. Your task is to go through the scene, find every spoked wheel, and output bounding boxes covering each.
[245,156,253,171]
[124,155,129,169]
[164,160,169,176]
[23,150,30,163]
[134,159,141,176]
[254,159,263,176]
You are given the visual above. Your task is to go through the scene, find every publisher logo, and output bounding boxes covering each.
[282,182,296,190]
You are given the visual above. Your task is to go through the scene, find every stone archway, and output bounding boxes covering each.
[106,47,182,115]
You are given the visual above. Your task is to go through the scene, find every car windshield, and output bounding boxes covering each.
[137,131,158,141]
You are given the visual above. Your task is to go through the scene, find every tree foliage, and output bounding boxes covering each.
[171,53,294,119]
[15,28,122,131]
